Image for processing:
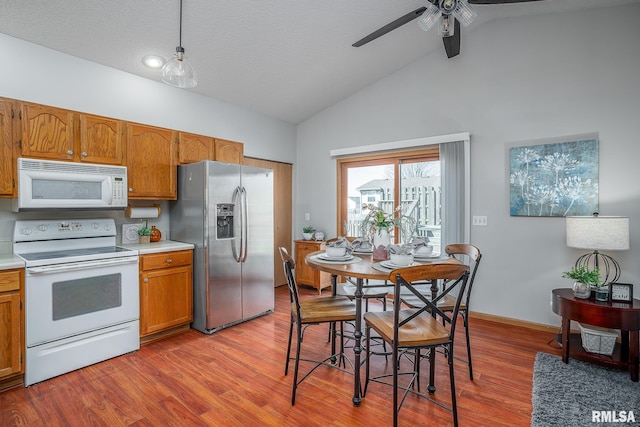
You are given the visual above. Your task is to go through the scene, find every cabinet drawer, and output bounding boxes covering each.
[141,250,192,271]
[0,270,21,292]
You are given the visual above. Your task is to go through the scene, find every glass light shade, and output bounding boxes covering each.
[161,48,197,88]
[417,3,441,32]
[566,216,630,251]
[453,0,477,27]
[439,14,455,37]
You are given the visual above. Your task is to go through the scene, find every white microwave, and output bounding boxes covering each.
[13,158,128,211]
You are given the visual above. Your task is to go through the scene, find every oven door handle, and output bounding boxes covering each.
[27,257,139,274]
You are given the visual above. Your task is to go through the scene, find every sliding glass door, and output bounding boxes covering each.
[337,148,440,248]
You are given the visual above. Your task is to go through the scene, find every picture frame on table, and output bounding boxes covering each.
[609,282,633,303]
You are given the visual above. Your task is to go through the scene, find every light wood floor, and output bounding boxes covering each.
[1,285,561,426]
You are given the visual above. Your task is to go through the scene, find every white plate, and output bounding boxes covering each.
[414,253,441,260]
[318,253,354,261]
[380,260,417,269]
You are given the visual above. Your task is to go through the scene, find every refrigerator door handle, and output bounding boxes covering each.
[232,186,243,263]
[241,186,249,263]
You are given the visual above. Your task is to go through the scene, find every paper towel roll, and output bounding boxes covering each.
[125,205,161,219]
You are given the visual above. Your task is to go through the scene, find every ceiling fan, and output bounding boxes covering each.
[352,0,544,58]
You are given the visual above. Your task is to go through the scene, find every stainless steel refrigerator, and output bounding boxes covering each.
[170,160,274,334]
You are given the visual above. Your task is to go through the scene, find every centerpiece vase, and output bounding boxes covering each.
[372,228,390,261]
[572,281,591,299]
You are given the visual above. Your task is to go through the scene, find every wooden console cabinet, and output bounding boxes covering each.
[139,250,193,342]
[294,240,331,294]
[551,288,640,382]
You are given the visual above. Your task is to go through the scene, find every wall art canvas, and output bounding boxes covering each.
[509,136,598,217]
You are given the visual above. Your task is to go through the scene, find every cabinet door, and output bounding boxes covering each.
[0,270,22,379]
[140,265,193,336]
[178,132,213,165]
[19,103,75,160]
[214,139,243,164]
[295,242,320,285]
[126,123,177,200]
[78,113,125,165]
[0,99,14,196]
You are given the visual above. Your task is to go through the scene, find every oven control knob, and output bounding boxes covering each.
[21,227,32,235]
[103,224,111,231]
[38,224,48,232]
[91,223,99,229]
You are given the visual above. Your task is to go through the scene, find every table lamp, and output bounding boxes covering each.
[565,213,629,285]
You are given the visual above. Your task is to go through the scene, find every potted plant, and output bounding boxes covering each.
[137,227,152,244]
[562,266,601,299]
[302,226,315,241]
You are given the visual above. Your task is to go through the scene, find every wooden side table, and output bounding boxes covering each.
[294,240,331,294]
[551,288,640,382]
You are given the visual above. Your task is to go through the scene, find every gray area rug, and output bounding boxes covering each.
[531,352,640,426]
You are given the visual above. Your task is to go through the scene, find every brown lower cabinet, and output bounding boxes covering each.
[0,269,24,389]
[294,240,331,294]
[139,250,193,342]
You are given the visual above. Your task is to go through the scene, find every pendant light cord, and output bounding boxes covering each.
[179,0,183,48]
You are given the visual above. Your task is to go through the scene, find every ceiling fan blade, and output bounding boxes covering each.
[352,6,427,47]
[442,19,461,58]
[468,0,544,4]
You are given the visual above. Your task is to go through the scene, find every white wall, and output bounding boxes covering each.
[295,4,640,326]
[0,33,296,243]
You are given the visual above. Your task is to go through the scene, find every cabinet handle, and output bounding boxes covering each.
[67,150,74,155]
[143,278,149,283]
[81,151,88,157]
[166,259,173,264]
[129,188,133,192]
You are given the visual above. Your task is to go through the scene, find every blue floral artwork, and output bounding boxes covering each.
[510,138,598,217]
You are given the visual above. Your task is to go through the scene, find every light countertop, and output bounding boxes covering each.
[0,241,194,270]
[121,240,195,255]
[0,253,25,270]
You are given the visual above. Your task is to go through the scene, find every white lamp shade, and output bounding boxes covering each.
[566,216,630,251]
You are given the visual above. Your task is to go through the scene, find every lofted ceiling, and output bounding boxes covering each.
[0,0,639,124]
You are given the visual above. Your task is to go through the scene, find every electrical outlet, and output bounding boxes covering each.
[472,216,488,226]
[305,213,310,221]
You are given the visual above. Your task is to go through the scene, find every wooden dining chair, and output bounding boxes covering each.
[363,263,470,427]
[279,247,357,405]
[400,244,482,380]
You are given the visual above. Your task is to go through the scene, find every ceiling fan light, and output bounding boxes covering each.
[453,0,477,27]
[438,14,455,37]
[417,3,441,32]
[161,47,198,88]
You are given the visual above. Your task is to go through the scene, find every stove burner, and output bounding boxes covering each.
[18,246,135,261]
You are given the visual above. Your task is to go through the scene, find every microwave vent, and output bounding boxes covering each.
[18,158,126,176]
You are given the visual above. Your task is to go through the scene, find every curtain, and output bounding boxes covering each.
[440,140,465,246]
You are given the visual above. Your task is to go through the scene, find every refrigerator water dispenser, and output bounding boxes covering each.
[216,203,235,239]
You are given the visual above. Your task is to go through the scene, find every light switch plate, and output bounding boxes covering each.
[122,224,142,244]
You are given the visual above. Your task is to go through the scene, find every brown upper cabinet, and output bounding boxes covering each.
[0,98,14,196]
[178,133,244,165]
[126,123,177,200]
[17,103,125,165]
[78,113,125,165]
[214,138,244,164]
[18,103,75,161]
[3,98,244,201]
[178,132,213,165]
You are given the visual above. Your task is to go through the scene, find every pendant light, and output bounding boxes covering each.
[161,0,197,88]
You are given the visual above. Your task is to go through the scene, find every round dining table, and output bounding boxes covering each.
[305,249,460,406]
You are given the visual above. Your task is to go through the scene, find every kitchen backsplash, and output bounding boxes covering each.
[0,199,171,245]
